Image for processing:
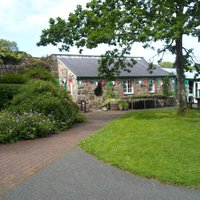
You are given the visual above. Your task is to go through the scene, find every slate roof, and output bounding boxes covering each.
[56,54,171,78]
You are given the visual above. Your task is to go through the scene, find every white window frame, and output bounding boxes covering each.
[194,81,200,98]
[123,80,134,94]
[149,80,155,93]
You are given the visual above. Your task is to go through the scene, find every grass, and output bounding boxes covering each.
[80,109,200,190]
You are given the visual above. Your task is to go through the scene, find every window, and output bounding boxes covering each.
[149,80,155,93]
[195,82,200,98]
[123,80,134,94]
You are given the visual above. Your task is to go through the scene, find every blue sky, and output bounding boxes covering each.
[0,0,200,64]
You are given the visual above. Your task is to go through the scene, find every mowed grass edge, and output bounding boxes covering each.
[80,109,200,190]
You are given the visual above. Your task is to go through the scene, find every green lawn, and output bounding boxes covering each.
[80,109,200,190]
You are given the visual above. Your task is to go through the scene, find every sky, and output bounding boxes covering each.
[1,0,200,64]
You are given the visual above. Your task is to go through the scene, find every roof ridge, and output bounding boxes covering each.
[53,53,145,60]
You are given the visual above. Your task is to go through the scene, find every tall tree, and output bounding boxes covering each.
[0,39,29,64]
[37,0,200,115]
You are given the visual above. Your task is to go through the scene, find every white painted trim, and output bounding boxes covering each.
[123,80,134,95]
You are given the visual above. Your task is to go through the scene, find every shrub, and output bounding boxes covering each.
[0,84,22,110]
[0,73,28,84]
[24,58,51,70]
[10,80,79,130]
[24,66,56,83]
[0,111,56,143]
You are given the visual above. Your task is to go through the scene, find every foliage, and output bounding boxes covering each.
[9,80,79,130]
[118,100,129,110]
[0,111,56,143]
[0,39,18,52]
[0,73,28,84]
[24,66,56,83]
[37,0,200,115]
[160,61,174,68]
[98,49,136,80]
[37,1,200,63]
[103,85,120,99]
[0,65,84,143]
[118,101,128,107]
[24,56,52,71]
[81,109,200,190]
[0,84,22,110]
[102,85,121,106]
[0,50,29,65]
[0,39,30,64]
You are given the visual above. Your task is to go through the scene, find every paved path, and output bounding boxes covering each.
[0,110,200,200]
[1,148,200,200]
[0,111,125,196]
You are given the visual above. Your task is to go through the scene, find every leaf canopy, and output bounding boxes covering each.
[38,0,200,57]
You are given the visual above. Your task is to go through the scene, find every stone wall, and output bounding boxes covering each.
[0,64,26,74]
[0,56,58,75]
[46,55,58,76]
[74,78,170,110]
[56,58,78,101]
[131,79,162,95]
[77,80,100,110]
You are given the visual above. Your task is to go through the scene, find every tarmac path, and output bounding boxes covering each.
[0,110,200,199]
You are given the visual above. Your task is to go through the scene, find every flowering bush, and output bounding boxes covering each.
[0,75,84,143]
[9,80,79,130]
[0,111,56,143]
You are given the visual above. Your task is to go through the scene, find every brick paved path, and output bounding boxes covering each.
[0,111,126,196]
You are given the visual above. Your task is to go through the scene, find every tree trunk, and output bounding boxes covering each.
[175,38,187,115]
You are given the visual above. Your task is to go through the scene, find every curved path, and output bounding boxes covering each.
[0,111,127,196]
[0,111,200,200]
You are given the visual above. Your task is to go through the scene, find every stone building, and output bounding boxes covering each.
[51,54,174,110]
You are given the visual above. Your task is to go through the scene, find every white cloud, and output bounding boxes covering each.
[0,0,85,31]
[0,0,90,55]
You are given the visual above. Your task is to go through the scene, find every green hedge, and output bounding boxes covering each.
[24,66,57,83]
[0,84,22,109]
[0,74,28,84]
